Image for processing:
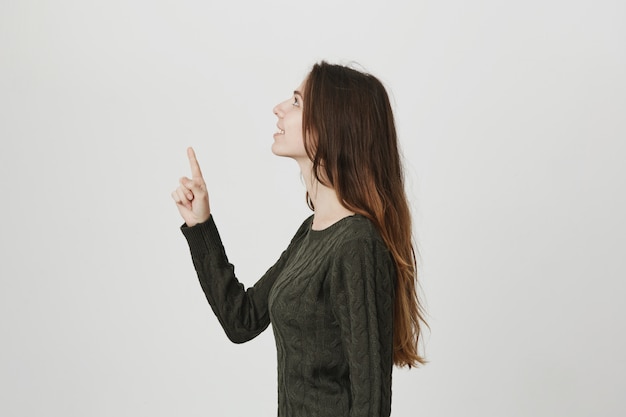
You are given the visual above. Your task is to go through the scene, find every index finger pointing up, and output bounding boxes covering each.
[187,147,203,179]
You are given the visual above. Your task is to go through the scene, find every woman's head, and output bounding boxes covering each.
[300,61,428,368]
[272,62,402,194]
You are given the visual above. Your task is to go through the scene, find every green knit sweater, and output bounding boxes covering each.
[182,214,395,417]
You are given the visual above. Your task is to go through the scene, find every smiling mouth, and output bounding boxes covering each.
[276,128,285,135]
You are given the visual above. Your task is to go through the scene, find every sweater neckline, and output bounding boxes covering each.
[308,213,360,236]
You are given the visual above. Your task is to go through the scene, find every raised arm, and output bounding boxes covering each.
[182,216,307,343]
[174,148,309,343]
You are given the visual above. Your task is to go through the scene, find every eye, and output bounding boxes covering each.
[292,96,300,107]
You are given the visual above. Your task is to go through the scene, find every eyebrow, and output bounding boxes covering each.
[294,90,303,98]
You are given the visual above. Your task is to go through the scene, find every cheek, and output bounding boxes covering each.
[286,112,301,130]
[288,114,303,137]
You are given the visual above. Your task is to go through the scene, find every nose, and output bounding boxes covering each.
[273,103,283,117]
[273,97,292,117]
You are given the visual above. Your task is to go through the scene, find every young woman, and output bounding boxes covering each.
[172,61,427,417]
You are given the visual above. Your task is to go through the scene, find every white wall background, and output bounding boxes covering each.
[1,0,624,416]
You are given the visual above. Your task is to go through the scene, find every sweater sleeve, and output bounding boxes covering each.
[181,215,309,344]
[329,236,395,417]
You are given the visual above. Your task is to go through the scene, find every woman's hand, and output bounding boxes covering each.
[171,147,211,227]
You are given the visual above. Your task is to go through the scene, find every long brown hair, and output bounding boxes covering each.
[302,62,428,367]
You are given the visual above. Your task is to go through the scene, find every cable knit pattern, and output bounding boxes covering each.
[182,214,395,417]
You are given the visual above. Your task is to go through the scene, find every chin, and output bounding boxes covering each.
[271,143,284,157]
[271,144,290,158]
[271,144,308,162]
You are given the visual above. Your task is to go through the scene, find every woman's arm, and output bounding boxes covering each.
[172,147,307,342]
[329,236,395,417]
[181,215,307,343]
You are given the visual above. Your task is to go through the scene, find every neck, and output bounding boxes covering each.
[297,159,355,231]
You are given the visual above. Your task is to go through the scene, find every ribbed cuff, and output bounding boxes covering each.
[180,215,226,259]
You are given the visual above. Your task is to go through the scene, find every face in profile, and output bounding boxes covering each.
[272,79,308,161]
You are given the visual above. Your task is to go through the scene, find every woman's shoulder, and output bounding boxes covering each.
[326,216,396,274]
